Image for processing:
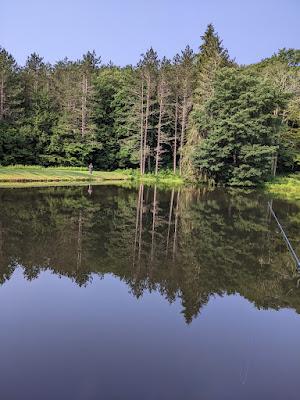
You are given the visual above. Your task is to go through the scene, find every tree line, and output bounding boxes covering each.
[0,24,299,185]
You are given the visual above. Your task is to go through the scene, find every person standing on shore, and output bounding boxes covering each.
[88,163,93,175]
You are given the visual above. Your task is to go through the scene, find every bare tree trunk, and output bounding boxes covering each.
[139,82,144,174]
[272,153,278,177]
[143,76,151,174]
[0,75,4,120]
[81,74,88,136]
[179,96,187,175]
[155,93,163,175]
[271,107,279,177]
[173,97,178,174]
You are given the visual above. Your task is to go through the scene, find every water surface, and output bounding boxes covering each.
[0,185,299,399]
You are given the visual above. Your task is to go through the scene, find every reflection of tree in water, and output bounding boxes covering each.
[0,185,299,323]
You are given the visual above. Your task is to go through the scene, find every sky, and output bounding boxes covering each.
[1,0,299,66]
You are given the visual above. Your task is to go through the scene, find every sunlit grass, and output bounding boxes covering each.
[0,166,130,182]
[0,166,185,187]
[265,173,300,202]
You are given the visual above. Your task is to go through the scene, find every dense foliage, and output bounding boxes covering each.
[0,24,299,185]
[193,68,286,185]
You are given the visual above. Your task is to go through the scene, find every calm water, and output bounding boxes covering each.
[0,184,300,400]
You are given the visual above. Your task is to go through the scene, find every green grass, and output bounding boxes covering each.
[0,166,130,184]
[264,173,300,202]
[129,169,184,185]
[0,166,185,188]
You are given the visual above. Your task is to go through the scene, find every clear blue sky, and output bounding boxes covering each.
[1,0,299,66]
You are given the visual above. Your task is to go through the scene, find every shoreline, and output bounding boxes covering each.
[0,167,299,202]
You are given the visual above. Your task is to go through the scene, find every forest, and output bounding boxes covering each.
[0,24,299,186]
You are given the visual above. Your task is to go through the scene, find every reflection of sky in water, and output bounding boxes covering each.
[1,269,300,399]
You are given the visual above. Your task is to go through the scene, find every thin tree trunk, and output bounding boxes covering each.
[173,97,178,174]
[272,153,278,177]
[0,75,4,120]
[143,76,151,174]
[81,74,87,136]
[155,92,163,175]
[139,82,144,174]
[272,107,279,177]
[179,96,187,175]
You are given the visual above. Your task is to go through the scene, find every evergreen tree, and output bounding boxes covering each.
[192,68,286,186]
[251,49,300,172]
[92,66,124,169]
[177,46,195,174]
[0,47,24,164]
[183,24,232,175]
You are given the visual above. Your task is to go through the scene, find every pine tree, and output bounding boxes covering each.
[113,67,145,169]
[79,51,101,137]
[0,47,23,122]
[155,58,172,174]
[0,47,24,164]
[93,65,124,169]
[183,24,232,176]
[177,46,195,174]
[192,68,286,186]
[138,48,159,174]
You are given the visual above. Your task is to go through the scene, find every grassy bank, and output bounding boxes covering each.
[3,167,299,202]
[0,166,184,187]
[265,174,300,202]
[0,166,130,183]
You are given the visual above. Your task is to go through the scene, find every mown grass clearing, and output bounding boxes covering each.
[0,166,130,183]
[0,166,185,188]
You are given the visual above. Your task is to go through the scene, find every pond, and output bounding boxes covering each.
[0,184,299,400]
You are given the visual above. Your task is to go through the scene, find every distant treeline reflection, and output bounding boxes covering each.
[0,185,299,323]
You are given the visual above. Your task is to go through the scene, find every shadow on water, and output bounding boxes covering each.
[0,184,299,323]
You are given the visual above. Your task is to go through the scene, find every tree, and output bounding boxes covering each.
[155,58,171,174]
[92,66,124,169]
[80,51,101,137]
[139,48,159,174]
[113,66,145,168]
[0,47,24,164]
[183,24,232,175]
[177,46,195,174]
[0,47,23,122]
[251,49,300,172]
[192,68,286,186]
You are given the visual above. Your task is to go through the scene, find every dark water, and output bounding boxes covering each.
[0,184,300,400]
